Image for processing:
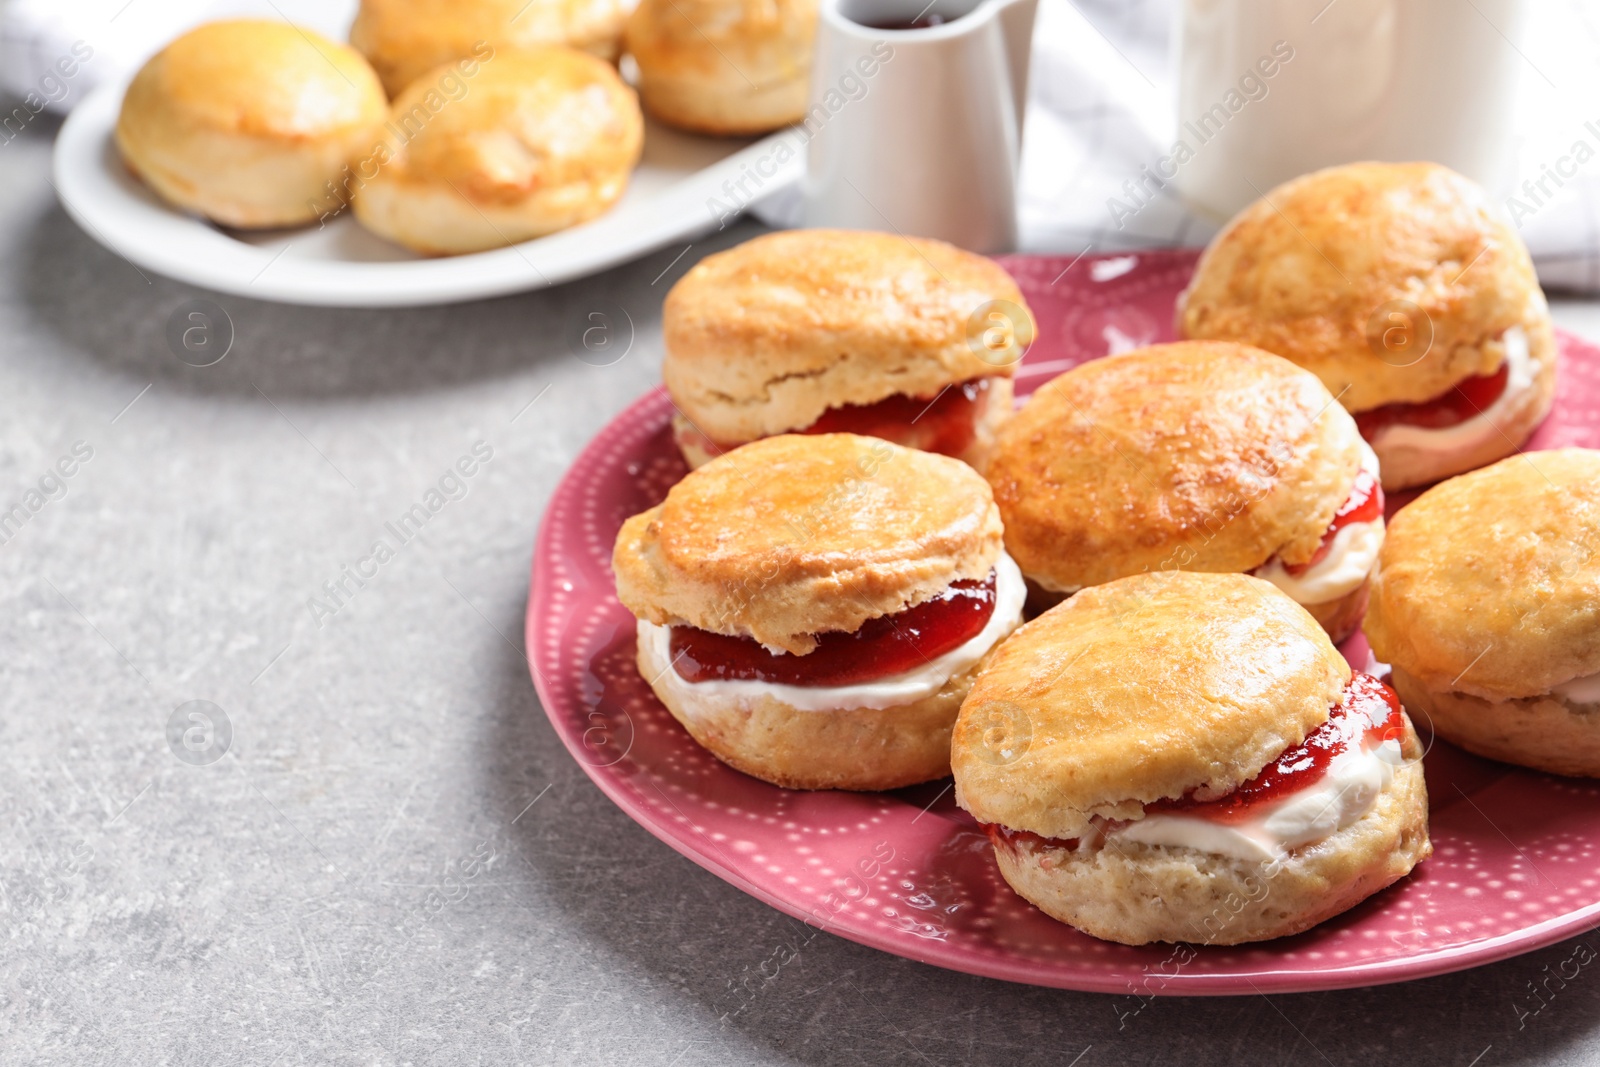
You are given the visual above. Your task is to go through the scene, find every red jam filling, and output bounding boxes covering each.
[1354,359,1511,438]
[1281,466,1384,577]
[986,823,1072,853]
[799,377,993,457]
[670,571,998,687]
[1148,673,1403,820]
[985,673,1404,850]
[683,377,996,461]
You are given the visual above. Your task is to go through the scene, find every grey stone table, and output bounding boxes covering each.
[6,105,1600,1067]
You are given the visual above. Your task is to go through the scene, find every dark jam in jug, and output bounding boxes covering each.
[856,12,953,29]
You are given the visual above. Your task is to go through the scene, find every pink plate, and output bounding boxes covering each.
[527,249,1600,994]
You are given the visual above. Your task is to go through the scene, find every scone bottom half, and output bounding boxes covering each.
[951,571,1431,945]
[613,433,1025,791]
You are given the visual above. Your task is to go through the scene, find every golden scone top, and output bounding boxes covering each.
[351,0,625,95]
[626,0,817,81]
[374,48,642,199]
[662,229,1035,443]
[120,20,386,138]
[613,434,1003,654]
[951,571,1350,841]
[1365,448,1600,701]
[624,0,816,135]
[985,341,1364,591]
[1178,161,1552,412]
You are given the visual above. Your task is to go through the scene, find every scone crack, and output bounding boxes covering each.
[697,362,838,409]
[698,356,942,412]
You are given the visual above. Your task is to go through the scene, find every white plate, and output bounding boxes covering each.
[52,80,804,307]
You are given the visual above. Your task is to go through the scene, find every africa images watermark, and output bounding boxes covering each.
[716,839,896,1023]
[1513,941,1598,1031]
[1,40,95,145]
[1112,855,1288,1028]
[306,441,495,626]
[704,41,895,228]
[307,42,496,227]
[0,441,95,547]
[1504,121,1600,228]
[1106,40,1296,230]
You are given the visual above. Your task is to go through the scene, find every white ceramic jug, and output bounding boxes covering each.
[800,0,1038,253]
[1173,0,1529,221]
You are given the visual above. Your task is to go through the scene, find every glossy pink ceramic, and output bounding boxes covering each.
[527,249,1600,994]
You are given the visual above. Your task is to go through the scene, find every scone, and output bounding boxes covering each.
[115,20,387,229]
[663,229,1034,471]
[1178,161,1556,491]
[1365,448,1600,776]
[952,571,1431,946]
[350,0,625,96]
[625,0,817,135]
[985,341,1383,641]
[613,433,1025,791]
[351,47,642,255]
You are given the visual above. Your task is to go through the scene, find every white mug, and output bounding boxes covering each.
[1172,0,1528,221]
[800,0,1038,253]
